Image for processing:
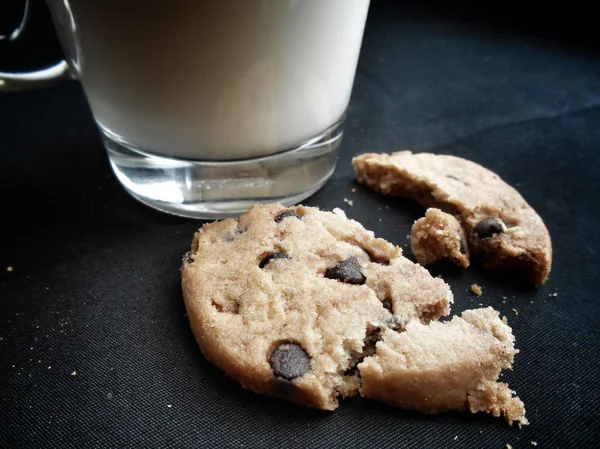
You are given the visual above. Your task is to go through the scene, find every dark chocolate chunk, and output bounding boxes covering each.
[459,233,468,254]
[275,210,301,223]
[382,300,393,313]
[183,251,194,263]
[269,343,310,380]
[474,218,505,239]
[259,252,290,268]
[324,256,366,285]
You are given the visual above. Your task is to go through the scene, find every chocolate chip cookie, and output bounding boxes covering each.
[411,208,470,268]
[181,204,527,425]
[181,203,452,411]
[353,151,552,285]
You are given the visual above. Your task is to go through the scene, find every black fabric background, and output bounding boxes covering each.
[1,2,599,447]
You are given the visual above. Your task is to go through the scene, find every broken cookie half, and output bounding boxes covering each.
[181,203,527,426]
[359,307,527,426]
[353,151,552,286]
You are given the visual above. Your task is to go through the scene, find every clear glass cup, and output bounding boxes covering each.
[1,0,371,218]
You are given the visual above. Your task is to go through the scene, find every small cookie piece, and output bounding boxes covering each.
[353,151,552,285]
[411,208,470,268]
[359,307,527,426]
[182,203,453,410]
[471,284,483,296]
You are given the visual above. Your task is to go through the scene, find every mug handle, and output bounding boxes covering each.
[0,0,72,91]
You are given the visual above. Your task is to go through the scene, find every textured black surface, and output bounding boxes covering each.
[1,2,600,448]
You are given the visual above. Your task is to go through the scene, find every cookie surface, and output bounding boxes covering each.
[353,151,552,285]
[181,203,452,410]
[411,207,470,268]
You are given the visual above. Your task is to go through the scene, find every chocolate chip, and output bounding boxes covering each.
[474,218,505,239]
[325,256,366,285]
[459,233,468,254]
[259,252,289,268]
[269,343,310,380]
[183,252,194,263]
[382,300,393,313]
[275,211,301,223]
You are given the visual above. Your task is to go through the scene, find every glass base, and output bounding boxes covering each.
[102,118,343,219]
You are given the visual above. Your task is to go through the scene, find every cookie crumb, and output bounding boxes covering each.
[506,445,512,449]
[470,284,482,296]
[513,309,519,316]
[107,392,113,400]
[552,292,558,297]
[167,404,172,408]
[6,266,13,272]
[71,371,77,376]
[351,188,357,193]
[343,198,354,207]
[531,442,538,446]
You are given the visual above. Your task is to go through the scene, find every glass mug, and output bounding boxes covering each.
[0,0,370,219]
